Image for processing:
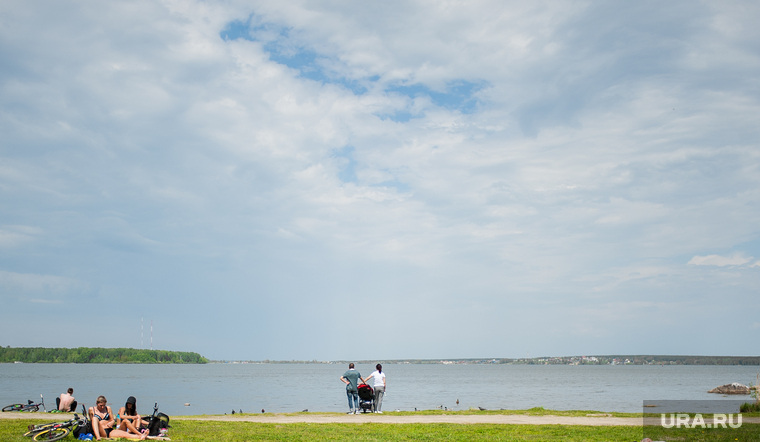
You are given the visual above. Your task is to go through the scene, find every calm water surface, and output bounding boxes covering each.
[0,363,756,416]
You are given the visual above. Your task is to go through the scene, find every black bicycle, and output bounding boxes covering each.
[23,405,90,441]
[3,394,46,412]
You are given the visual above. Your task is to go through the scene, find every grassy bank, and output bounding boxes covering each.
[2,415,758,441]
[0,418,639,441]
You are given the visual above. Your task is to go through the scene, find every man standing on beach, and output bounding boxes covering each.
[340,363,363,414]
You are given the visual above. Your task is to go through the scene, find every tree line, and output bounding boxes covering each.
[0,347,208,364]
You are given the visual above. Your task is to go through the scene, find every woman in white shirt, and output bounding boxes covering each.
[364,364,386,413]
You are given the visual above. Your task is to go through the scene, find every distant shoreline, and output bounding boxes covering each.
[213,355,760,366]
[2,349,758,365]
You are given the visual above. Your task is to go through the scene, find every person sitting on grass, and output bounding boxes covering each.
[118,396,148,436]
[89,395,147,440]
[57,387,77,412]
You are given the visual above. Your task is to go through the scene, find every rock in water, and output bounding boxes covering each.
[708,383,750,394]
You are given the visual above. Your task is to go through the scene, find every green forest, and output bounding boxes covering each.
[0,347,208,364]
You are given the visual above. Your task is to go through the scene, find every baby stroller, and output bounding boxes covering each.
[357,383,374,413]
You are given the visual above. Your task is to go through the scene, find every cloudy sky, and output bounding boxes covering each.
[1,1,759,361]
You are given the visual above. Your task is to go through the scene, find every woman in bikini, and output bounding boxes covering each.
[118,396,148,436]
[89,395,147,440]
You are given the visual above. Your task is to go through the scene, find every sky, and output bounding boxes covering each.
[1,1,759,362]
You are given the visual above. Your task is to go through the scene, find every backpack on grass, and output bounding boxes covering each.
[72,420,93,438]
[147,412,170,436]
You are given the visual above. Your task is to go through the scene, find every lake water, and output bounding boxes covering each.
[1,363,757,416]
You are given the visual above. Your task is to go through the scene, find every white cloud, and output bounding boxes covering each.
[29,298,64,305]
[0,271,88,298]
[0,225,42,248]
[688,254,754,267]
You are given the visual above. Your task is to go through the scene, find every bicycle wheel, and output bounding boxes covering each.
[32,427,69,441]
[2,403,23,412]
[23,423,56,437]
[24,405,40,412]
[23,427,45,437]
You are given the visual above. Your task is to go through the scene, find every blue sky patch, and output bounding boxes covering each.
[332,146,358,183]
[375,109,416,123]
[220,19,367,94]
[221,19,486,105]
[220,19,252,41]
[387,80,486,114]
[375,178,410,193]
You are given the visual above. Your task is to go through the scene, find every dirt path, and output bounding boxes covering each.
[4,411,758,426]
[173,413,643,426]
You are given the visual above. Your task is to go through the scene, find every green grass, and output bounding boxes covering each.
[0,419,641,441]
[164,421,644,441]
[2,411,757,441]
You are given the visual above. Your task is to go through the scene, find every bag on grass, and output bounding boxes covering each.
[147,412,170,436]
[73,420,93,438]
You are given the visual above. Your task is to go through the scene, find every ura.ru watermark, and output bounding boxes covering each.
[642,400,750,440]
[659,412,742,429]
